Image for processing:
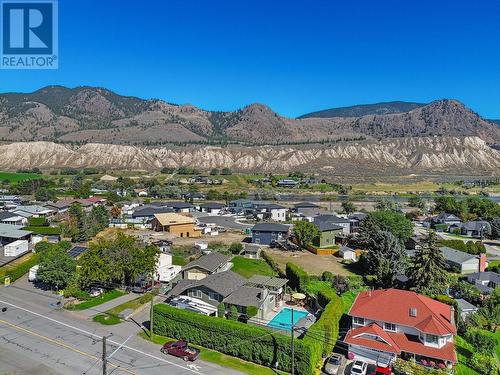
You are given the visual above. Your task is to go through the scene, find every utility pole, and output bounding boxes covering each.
[102,335,107,375]
[150,274,155,341]
[290,307,294,375]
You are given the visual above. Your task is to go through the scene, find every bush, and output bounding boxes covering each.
[304,289,343,356]
[321,271,333,282]
[261,251,284,276]
[468,353,497,375]
[285,263,310,292]
[229,242,243,255]
[153,304,319,374]
[464,328,497,354]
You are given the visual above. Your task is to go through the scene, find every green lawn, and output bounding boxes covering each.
[23,226,62,235]
[65,289,126,311]
[172,255,188,266]
[305,280,332,295]
[0,171,41,182]
[455,336,480,375]
[488,260,500,268]
[231,256,276,278]
[139,331,288,375]
[0,252,40,282]
[93,293,151,325]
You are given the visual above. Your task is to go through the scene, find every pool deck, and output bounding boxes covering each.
[250,302,316,333]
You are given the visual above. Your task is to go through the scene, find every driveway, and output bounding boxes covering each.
[197,214,253,230]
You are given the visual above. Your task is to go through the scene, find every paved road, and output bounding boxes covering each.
[0,277,242,375]
[197,215,253,230]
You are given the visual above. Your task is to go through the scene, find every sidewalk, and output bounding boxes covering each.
[77,292,140,318]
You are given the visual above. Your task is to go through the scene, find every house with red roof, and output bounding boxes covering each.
[344,289,456,371]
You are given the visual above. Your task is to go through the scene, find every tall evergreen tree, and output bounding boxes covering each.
[409,231,448,295]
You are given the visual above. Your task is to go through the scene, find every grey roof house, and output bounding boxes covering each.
[181,252,232,280]
[466,272,500,294]
[440,246,481,274]
[434,212,462,226]
[449,221,491,238]
[167,271,277,320]
[314,214,351,235]
[455,298,478,321]
[251,223,290,245]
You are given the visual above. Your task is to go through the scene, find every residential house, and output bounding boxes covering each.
[449,221,491,238]
[245,275,288,307]
[314,214,351,235]
[344,288,456,369]
[155,253,182,285]
[348,213,368,234]
[405,235,424,251]
[433,213,461,229]
[133,188,148,197]
[168,271,281,320]
[466,272,500,295]
[293,202,320,212]
[181,252,232,280]
[0,211,28,226]
[454,299,478,321]
[228,199,254,214]
[276,179,299,188]
[164,201,194,213]
[251,223,290,245]
[131,206,174,222]
[199,202,225,216]
[313,221,343,247]
[253,203,288,222]
[12,205,54,218]
[440,247,485,274]
[151,213,202,238]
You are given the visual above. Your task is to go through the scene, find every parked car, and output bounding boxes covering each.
[324,354,345,375]
[350,361,368,375]
[373,367,392,375]
[161,341,200,361]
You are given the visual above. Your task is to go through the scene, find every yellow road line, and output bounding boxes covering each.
[0,318,137,375]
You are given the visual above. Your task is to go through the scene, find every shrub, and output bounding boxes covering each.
[321,271,333,282]
[217,303,225,318]
[285,263,309,292]
[261,250,282,274]
[229,305,239,320]
[229,242,243,255]
[464,328,497,354]
[468,353,497,375]
[153,304,319,374]
[246,306,258,318]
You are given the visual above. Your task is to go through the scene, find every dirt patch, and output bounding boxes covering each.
[265,248,353,276]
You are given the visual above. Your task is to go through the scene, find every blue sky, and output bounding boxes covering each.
[2,0,500,118]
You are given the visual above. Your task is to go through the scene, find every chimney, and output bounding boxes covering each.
[479,254,487,273]
[450,305,455,326]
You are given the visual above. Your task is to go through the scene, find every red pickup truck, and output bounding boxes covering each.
[161,341,200,361]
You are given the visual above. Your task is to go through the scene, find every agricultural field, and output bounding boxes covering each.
[0,171,42,182]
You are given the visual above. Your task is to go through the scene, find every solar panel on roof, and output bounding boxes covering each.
[67,246,88,258]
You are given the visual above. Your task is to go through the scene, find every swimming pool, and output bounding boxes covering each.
[267,308,309,331]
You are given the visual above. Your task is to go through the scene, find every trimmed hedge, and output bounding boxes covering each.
[4,253,40,282]
[153,304,321,374]
[285,263,309,292]
[304,290,343,356]
[261,250,284,277]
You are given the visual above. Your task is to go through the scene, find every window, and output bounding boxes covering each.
[384,322,396,332]
[208,292,218,301]
[426,334,439,344]
[353,317,365,325]
[189,289,202,298]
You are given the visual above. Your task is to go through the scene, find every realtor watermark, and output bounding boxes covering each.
[1,0,58,69]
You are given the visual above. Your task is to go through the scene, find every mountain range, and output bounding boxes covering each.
[1,86,499,145]
[0,86,499,175]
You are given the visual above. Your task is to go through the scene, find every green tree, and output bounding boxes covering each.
[408,195,425,210]
[409,232,448,295]
[341,200,356,214]
[363,231,407,288]
[221,167,232,175]
[229,242,243,255]
[210,168,219,175]
[37,245,76,289]
[359,210,413,242]
[293,220,320,249]
[374,198,400,211]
